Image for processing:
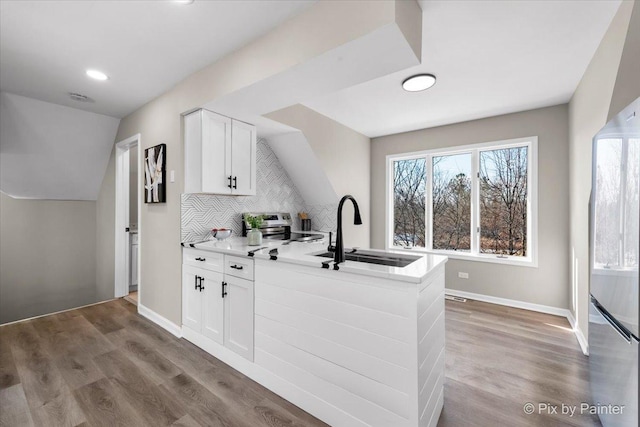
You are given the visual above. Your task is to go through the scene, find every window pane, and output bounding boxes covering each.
[479,146,528,256]
[594,138,622,267]
[432,153,471,251]
[393,159,426,247]
[624,139,639,268]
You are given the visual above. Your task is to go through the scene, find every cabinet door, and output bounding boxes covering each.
[224,276,254,360]
[201,269,224,344]
[182,266,203,332]
[230,120,256,196]
[201,110,232,194]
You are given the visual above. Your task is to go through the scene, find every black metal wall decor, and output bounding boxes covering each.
[144,143,166,203]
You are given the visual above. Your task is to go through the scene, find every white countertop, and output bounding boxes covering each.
[186,236,447,284]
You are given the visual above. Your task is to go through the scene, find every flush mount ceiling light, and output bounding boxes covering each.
[86,69,109,81]
[402,74,436,92]
[174,0,194,4]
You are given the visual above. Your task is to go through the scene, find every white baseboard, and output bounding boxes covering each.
[138,303,182,338]
[445,289,588,356]
[445,289,570,317]
[0,298,119,327]
[567,311,589,356]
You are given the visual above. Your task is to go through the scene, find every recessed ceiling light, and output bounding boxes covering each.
[174,0,194,4]
[402,74,436,92]
[86,69,109,81]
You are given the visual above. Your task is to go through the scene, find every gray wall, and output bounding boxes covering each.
[371,104,570,310]
[608,0,640,122]
[266,105,371,247]
[0,193,98,323]
[96,146,116,302]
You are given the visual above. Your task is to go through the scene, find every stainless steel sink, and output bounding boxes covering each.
[312,249,421,267]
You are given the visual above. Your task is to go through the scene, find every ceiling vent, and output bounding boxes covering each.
[68,92,94,103]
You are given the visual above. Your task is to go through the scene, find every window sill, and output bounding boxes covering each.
[391,246,538,268]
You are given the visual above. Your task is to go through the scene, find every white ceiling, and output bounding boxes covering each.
[302,0,623,138]
[0,0,315,118]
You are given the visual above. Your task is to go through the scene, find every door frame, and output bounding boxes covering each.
[115,134,142,300]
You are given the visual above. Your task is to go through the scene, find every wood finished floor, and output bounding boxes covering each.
[124,291,138,305]
[438,299,600,427]
[0,298,599,427]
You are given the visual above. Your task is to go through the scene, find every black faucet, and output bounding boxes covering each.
[332,195,362,264]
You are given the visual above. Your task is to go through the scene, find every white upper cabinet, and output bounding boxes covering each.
[184,109,256,195]
[230,120,257,195]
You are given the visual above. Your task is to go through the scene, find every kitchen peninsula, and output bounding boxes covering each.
[181,237,447,427]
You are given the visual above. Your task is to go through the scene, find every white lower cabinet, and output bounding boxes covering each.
[223,276,254,360]
[182,250,254,361]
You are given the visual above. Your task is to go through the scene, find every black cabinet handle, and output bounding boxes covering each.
[194,275,198,290]
[195,257,206,261]
[221,281,228,298]
[230,265,243,270]
[227,175,233,189]
[233,176,237,189]
[200,277,205,291]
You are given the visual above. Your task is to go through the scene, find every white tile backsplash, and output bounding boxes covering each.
[181,139,337,242]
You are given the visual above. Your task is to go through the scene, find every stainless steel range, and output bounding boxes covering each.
[241,212,324,242]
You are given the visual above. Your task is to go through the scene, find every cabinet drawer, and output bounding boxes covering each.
[224,255,254,280]
[183,248,224,272]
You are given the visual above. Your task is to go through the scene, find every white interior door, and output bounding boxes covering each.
[230,120,256,195]
[115,135,140,299]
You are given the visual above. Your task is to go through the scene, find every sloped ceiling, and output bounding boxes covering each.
[0,92,120,200]
[0,0,316,118]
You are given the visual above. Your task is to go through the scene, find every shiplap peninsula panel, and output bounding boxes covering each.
[254,259,446,427]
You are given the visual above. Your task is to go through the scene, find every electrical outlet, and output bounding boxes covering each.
[458,272,469,279]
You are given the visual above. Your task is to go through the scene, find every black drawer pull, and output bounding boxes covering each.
[230,264,243,270]
[195,257,206,262]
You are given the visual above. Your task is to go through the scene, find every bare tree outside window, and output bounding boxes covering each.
[594,139,622,267]
[432,154,471,251]
[479,146,528,256]
[624,139,639,268]
[390,138,535,262]
[593,138,640,269]
[393,159,426,247]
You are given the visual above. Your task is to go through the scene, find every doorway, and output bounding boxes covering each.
[115,134,141,306]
